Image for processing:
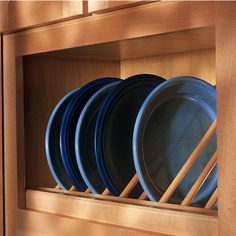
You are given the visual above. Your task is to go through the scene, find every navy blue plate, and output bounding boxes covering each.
[133,76,217,206]
[95,74,166,196]
[45,88,80,189]
[60,78,120,191]
[75,81,121,193]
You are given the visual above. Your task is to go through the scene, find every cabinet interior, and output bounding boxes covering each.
[19,26,216,202]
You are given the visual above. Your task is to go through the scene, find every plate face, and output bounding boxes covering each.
[133,76,217,206]
[95,74,166,196]
[60,78,120,191]
[45,88,80,189]
[75,81,121,193]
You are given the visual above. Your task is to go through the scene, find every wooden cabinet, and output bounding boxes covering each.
[0,1,87,33]
[1,1,236,235]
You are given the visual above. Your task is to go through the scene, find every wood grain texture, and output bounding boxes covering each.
[37,187,217,216]
[17,209,167,236]
[181,153,217,206]
[0,1,8,33]
[23,56,120,188]
[26,190,218,236]
[121,49,216,85]
[0,34,4,236]
[2,2,218,235]
[41,26,215,60]
[16,57,26,209]
[88,0,152,13]
[13,1,214,56]
[2,1,86,33]
[216,2,236,236]
[3,33,18,235]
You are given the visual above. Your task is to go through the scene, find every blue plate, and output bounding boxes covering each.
[75,81,121,193]
[133,76,217,206]
[95,74,166,196]
[45,88,80,190]
[60,78,120,191]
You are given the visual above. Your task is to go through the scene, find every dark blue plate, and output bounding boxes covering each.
[133,76,217,206]
[45,88,80,189]
[95,74,166,196]
[75,81,121,193]
[60,78,120,191]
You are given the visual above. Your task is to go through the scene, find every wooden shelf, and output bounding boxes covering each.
[26,189,218,236]
[38,26,215,60]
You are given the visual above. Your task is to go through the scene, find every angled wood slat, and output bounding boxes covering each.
[205,188,218,210]
[181,152,217,206]
[119,174,139,198]
[159,120,217,203]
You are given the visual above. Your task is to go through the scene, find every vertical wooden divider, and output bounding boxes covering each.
[216,2,236,235]
[0,34,4,236]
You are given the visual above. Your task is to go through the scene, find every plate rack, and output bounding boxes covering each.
[37,119,217,212]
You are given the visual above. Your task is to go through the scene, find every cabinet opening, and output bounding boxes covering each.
[17,25,217,214]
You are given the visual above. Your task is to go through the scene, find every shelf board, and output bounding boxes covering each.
[35,26,215,60]
[26,189,218,236]
[12,1,215,56]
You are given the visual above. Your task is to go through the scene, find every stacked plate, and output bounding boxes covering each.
[45,74,217,206]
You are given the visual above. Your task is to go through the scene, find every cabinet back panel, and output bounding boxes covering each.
[23,57,120,188]
[121,49,215,85]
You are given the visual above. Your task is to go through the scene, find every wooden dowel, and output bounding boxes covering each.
[159,120,217,203]
[181,152,217,206]
[55,185,60,190]
[205,188,218,209]
[102,188,110,195]
[119,174,139,198]
[85,188,90,193]
[69,186,76,191]
[139,192,148,200]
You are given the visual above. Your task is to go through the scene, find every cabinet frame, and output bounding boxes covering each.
[2,1,236,235]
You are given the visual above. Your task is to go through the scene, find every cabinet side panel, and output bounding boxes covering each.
[216,2,236,236]
[0,34,4,236]
[3,34,18,235]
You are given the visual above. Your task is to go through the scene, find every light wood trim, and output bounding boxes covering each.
[26,190,218,236]
[85,188,90,193]
[102,188,110,195]
[205,188,218,210]
[160,120,217,203]
[55,185,60,190]
[119,174,139,198]
[12,1,214,56]
[139,192,148,200]
[38,187,217,216]
[181,152,217,206]
[69,186,76,191]
[17,209,166,236]
[216,2,236,235]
